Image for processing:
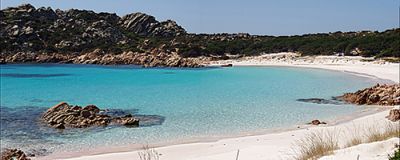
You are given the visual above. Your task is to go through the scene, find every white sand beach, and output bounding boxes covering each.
[209,52,399,83]
[58,53,399,160]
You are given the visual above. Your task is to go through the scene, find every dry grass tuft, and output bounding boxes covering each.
[344,124,363,148]
[138,145,160,160]
[345,137,363,148]
[365,122,400,143]
[293,131,339,160]
[292,121,399,159]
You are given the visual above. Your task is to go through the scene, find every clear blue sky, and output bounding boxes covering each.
[1,0,398,35]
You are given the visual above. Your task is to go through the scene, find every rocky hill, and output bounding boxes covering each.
[0,4,199,67]
[1,4,399,67]
[1,4,185,51]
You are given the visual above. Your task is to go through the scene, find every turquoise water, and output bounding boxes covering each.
[0,64,380,155]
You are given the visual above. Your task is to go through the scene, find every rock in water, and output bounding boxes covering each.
[386,109,400,122]
[1,148,30,160]
[42,102,139,129]
[337,84,400,105]
[308,120,327,125]
[221,64,233,67]
[296,98,341,105]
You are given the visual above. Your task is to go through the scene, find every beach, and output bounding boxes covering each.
[54,53,399,160]
[2,2,399,160]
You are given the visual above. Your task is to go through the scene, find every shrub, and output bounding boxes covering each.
[389,148,400,160]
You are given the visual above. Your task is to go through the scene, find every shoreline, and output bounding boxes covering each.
[50,108,397,160]
[207,54,399,83]
[36,53,399,160]
[39,106,389,160]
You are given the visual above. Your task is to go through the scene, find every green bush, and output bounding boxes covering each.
[389,148,400,160]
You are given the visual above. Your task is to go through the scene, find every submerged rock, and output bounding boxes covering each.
[1,148,30,160]
[296,98,341,105]
[42,102,139,129]
[0,105,164,156]
[337,84,400,105]
[386,109,400,122]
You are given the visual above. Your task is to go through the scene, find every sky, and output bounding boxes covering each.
[1,0,399,35]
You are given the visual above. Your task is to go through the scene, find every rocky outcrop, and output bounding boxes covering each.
[42,102,139,129]
[0,4,194,67]
[1,148,30,160]
[1,4,184,52]
[119,13,185,37]
[386,109,400,122]
[1,4,399,65]
[1,49,204,67]
[337,84,400,105]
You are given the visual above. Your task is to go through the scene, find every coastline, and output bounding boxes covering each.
[50,108,397,160]
[39,106,389,160]
[1,3,398,160]
[208,53,399,83]
[38,53,400,160]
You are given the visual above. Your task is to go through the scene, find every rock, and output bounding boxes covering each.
[0,4,201,68]
[296,98,341,105]
[80,110,91,118]
[337,84,400,105]
[1,148,30,160]
[308,120,326,125]
[1,50,203,68]
[54,123,65,129]
[221,64,233,67]
[386,109,400,122]
[71,106,82,110]
[119,13,185,37]
[83,105,100,113]
[44,102,69,114]
[113,117,139,126]
[41,102,140,129]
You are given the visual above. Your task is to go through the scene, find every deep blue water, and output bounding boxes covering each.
[0,64,381,155]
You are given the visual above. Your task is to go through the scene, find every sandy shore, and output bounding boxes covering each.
[57,53,399,160]
[209,52,399,83]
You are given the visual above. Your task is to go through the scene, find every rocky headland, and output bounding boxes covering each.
[0,4,203,67]
[337,84,400,106]
[1,4,399,67]
[2,49,204,67]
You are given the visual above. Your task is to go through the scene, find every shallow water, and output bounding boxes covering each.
[0,64,381,155]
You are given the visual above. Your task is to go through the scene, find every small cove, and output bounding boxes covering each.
[0,64,384,156]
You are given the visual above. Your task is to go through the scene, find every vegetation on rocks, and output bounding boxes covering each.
[1,4,399,67]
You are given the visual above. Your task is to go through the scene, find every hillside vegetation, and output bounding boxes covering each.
[1,4,399,66]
